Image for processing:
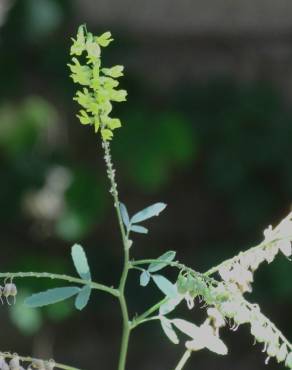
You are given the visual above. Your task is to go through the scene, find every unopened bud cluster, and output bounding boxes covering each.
[68,25,127,141]
[0,354,55,370]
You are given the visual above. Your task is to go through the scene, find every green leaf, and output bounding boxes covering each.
[25,287,80,308]
[148,251,176,272]
[71,244,91,280]
[159,296,183,315]
[172,319,200,338]
[152,275,177,298]
[130,225,148,234]
[119,202,130,228]
[75,285,92,310]
[131,202,167,224]
[160,317,179,344]
[140,270,151,287]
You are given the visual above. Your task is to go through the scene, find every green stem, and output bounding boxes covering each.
[102,140,131,370]
[131,297,168,329]
[174,350,192,370]
[0,272,119,297]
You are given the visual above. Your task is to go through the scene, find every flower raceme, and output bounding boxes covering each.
[68,25,127,141]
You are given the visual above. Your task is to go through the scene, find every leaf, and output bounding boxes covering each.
[130,225,148,234]
[131,202,167,224]
[172,319,200,339]
[140,271,151,287]
[159,296,183,315]
[148,251,176,272]
[25,287,80,308]
[152,275,177,298]
[75,285,92,310]
[71,244,91,280]
[119,202,130,228]
[160,317,179,344]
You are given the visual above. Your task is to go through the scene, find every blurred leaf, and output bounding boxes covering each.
[10,291,42,335]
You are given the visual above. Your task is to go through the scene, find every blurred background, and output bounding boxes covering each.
[0,0,292,369]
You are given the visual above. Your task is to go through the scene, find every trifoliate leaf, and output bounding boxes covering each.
[130,225,148,234]
[97,31,113,47]
[101,128,113,141]
[148,251,176,272]
[152,275,177,298]
[71,244,91,280]
[160,317,179,344]
[119,202,130,228]
[25,287,80,308]
[140,270,151,287]
[75,285,92,310]
[131,203,167,224]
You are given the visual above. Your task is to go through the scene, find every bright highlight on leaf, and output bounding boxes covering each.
[75,285,92,310]
[140,270,151,287]
[120,202,130,228]
[148,251,176,272]
[71,244,91,280]
[160,317,179,344]
[130,225,148,234]
[25,287,80,308]
[152,275,177,298]
[131,202,167,224]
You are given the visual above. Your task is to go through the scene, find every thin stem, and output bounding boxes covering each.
[132,297,168,329]
[174,350,192,370]
[1,352,81,370]
[0,272,119,297]
[102,140,131,370]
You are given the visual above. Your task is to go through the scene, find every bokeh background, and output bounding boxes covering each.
[0,0,292,369]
